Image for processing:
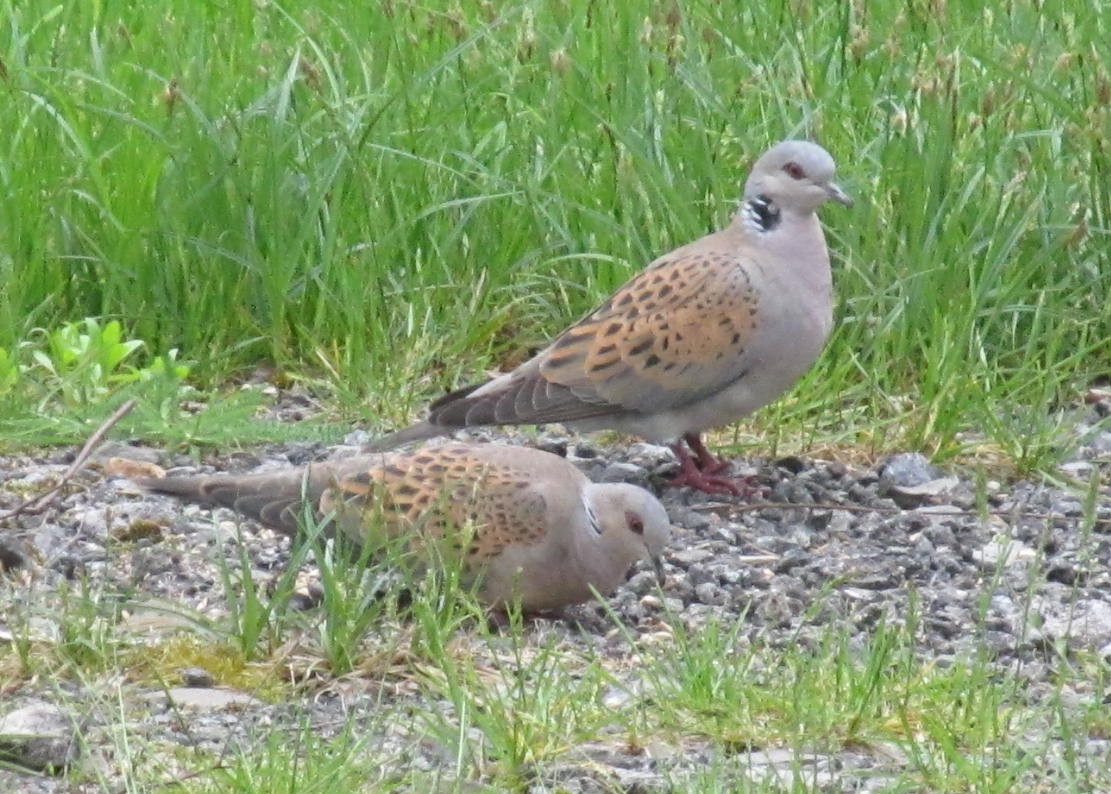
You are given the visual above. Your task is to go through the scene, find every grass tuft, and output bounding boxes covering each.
[0,0,1107,461]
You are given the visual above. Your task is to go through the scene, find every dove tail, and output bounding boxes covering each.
[361,421,446,453]
[135,465,332,537]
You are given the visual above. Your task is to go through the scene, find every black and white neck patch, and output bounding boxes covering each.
[583,498,603,536]
[741,194,781,233]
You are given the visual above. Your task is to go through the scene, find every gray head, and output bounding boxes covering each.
[743,140,852,213]
[588,482,671,582]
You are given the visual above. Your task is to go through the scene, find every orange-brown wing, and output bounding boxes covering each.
[537,249,760,412]
[320,447,550,562]
[424,246,762,428]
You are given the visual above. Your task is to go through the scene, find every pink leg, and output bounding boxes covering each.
[666,434,762,497]
[684,432,732,475]
[667,439,743,495]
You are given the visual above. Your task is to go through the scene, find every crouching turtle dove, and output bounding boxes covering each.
[136,443,670,612]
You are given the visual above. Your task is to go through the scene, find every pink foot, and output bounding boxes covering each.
[684,432,732,475]
[668,466,749,495]
[666,434,762,497]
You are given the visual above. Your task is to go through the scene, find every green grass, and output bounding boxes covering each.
[2,478,1109,791]
[4,564,1108,792]
[1,0,1108,461]
[2,2,1110,792]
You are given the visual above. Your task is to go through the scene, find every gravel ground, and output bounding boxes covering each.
[1,400,1110,792]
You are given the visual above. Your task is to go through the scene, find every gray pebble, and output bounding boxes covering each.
[179,667,216,687]
[880,452,939,487]
[694,582,725,605]
[0,701,80,773]
[342,429,372,446]
[598,461,648,485]
[624,570,659,596]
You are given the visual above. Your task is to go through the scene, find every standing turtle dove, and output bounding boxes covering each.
[368,140,852,493]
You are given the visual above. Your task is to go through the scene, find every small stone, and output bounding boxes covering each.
[1046,565,1083,585]
[68,507,109,537]
[805,510,833,530]
[662,597,684,614]
[149,687,264,710]
[613,768,666,791]
[120,606,205,635]
[669,547,713,567]
[0,701,80,773]
[886,476,960,509]
[342,429,372,446]
[179,667,216,687]
[50,555,86,580]
[533,436,569,457]
[111,518,165,543]
[641,629,675,645]
[912,535,935,557]
[600,683,638,710]
[284,443,325,466]
[599,461,647,485]
[847,483,877,503]
[290,590,324,611]
[694,582,724,605]
[323,444,364,460]
[719,567,744,585]
[1049,498,1083,516]
[1038,598,1111,649]
[744,748,797,766]
[880,452,939,488]
[851,570,901,590]
[624,570,660,596]
[974,536,1035,568]
[685,563,716,587]
[1058,460,1094,478]
[840,586,878,601]
[922,521,958,547]
[1089,430,1111,455]
[775,455,807,474]
[625,442,676,468]
[708,525,736,544]
[672,507,713,532]
[774,548,810,573]
[0,537,29,571]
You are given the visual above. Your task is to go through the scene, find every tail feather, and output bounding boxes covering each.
[136,464,337,536]
[360,421,446,453]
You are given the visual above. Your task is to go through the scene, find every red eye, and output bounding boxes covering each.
[626,511,645,535]
[783,161,805,180]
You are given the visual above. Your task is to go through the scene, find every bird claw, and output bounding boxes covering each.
[695,457,732,476]
[666,468,763,497]
[667,435,764,497]
[683,432,733,475]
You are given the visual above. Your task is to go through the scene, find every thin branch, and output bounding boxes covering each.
[0,398,137,521]
[693,499,1093,524]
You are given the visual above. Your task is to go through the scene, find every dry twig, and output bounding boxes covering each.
[0,398,137,521]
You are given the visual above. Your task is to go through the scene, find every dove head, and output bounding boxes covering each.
[586,483,671,582]
[743,140,852,214]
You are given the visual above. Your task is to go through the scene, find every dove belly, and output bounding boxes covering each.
[479,542,589,611]
[572,296,832,442]
[692,298,833,432]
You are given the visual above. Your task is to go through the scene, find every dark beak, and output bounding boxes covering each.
[826,181,853,207]
[653,555,666,587]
